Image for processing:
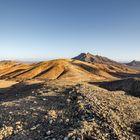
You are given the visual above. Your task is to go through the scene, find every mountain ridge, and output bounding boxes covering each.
[126,60,140,67]
[0,53,138,81]
[73,52,125,66]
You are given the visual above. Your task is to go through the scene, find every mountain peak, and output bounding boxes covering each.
[73,52,118,64]
[126,60,140,67]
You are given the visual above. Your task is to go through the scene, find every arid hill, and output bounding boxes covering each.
[0,56,140,140]
[0,58,138,81]
[0,61,18,69]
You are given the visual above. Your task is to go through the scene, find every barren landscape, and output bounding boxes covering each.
[1,0,140,139]
[0,53,140,140]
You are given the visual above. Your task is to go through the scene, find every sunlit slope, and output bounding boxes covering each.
[0,59,138,81]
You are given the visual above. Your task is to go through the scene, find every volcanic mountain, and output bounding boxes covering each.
[0,55,138,81]
[126,60,140,67]
[73,52,125,66]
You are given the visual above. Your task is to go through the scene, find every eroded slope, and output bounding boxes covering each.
[0,59,138,82]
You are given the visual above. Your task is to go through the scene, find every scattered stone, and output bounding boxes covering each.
[44,115,48,120]
[30,124,40,131]
[66,99,71,104]
[46,130,51,136]
[64,136,68,140]
[42,98,47,101]
[48,110,57,119]
[32,91,35,94]
[9,111,13,114]
[65,118,69,123]
[0,126,13,139]
[49,120,53,124]
[15,121,23,132]
[33,101,37,104]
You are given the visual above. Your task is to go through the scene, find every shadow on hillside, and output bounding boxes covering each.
[0,84,86,139]
[0,83,120,139]
[108,72,140,79]
[0,82,43,102]
[72,63,96,73]
[131,122,140,137]
[0,80,139,139]
[89,79,140,98]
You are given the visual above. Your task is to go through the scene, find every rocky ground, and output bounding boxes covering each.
[0,80,140,140]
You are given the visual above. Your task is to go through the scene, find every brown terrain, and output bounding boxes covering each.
[0,56,138,81]
[0,53,140,140]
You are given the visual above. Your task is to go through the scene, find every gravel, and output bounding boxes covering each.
[0,81,140,140]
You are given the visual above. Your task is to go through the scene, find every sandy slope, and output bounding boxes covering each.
[0,59,138,82]
[0,80,17,88]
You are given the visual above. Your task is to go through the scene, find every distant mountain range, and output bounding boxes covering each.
[126,60,140,67]
[73,53,115,64]
[73,52,126,68]
[0,53,138,81]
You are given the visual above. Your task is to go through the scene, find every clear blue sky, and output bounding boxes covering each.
[0,0,140,61]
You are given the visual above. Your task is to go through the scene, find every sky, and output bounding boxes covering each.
[0,0,140,62]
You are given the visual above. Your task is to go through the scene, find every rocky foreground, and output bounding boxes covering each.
[0,81,140,140]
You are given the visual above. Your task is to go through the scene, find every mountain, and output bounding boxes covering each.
[73,52,140,72]
[0,57,138,81]
[0,56,140,140]
[73,52,125,66]
[126,60,140,67]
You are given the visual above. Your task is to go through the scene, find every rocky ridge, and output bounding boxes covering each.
[0,81,140,140]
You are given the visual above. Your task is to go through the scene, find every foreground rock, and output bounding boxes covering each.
[0,81,140,140]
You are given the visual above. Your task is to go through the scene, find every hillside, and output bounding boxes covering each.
[0,57,140,140]
[0,81,140,139]
[0,61,18,69]
[0,58,138,81]
[94,78,140,97]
